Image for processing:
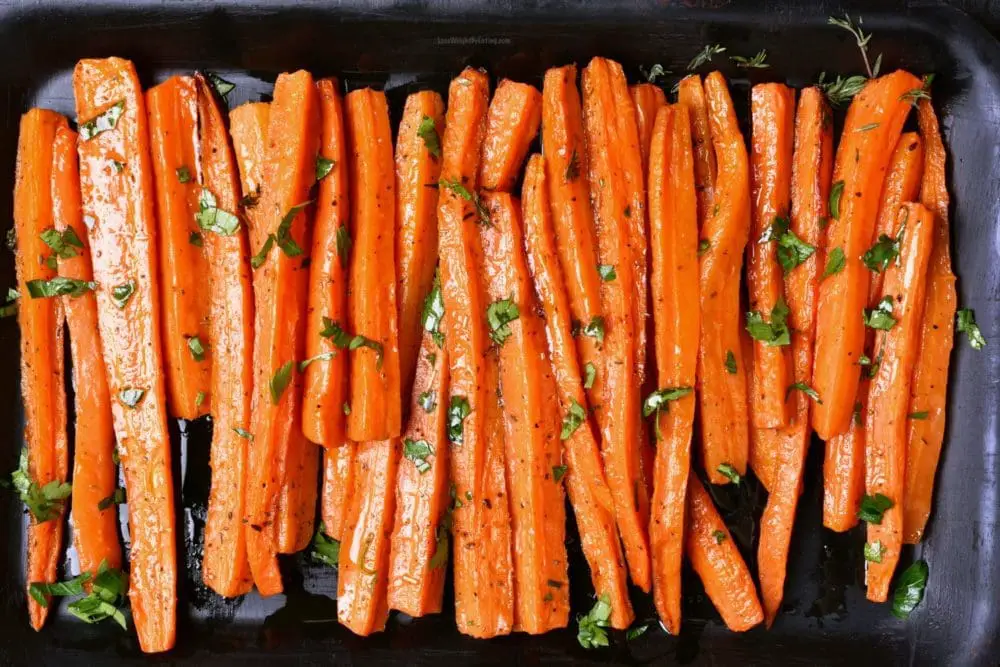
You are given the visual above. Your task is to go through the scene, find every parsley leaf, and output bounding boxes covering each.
[448,396,471,443]
[725,350,738,374]
[419,390,437,413]
[864,539,884,563]
[66,561,128,629]
[574,315,606,345]
[26,277,96,299]
[274,201,311,256]
[864,296,897,331]
[176,166,192,183]
[311,523,341,567]
[40,226,83,260]
[745,298,791,346]
[486,297,519,345]
[250,234,274,269]
[908,410,929,420]
[823,247,846,279]
[421,271,446,347]
[336,225,352,268]
[577,595,612,649]
[642,386,693,418]
[698,239,711,256]
[348,334,384,369]
[79,101,125,141]
[29,571,90,607]
[863,222,905,273]
[299,351,335,371]
[186,335,206,362]
[760,216,816,272]
[269,361,294,404]
[196,188,241,236]
[857,492,893,524]
[119,388,145,408]
[552,465,567,482]
[787,382,822,403]
[891,560,928,619]
[8,448,71,522]
[713,529,727,544]
[417,115,441,158]
[584,362,597,389]
[97,487,126,511]
[315,156,336,181]
[319,317,353,348]
[597,264,616,282]
[206,72,236,98]
[403,438,434,474]
[957,308,986,350]
[717,463,741,485]
[829,180,845,220]
[560,398,587,440]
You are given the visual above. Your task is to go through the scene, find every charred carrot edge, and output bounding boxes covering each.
[757,87,832,623]
[582,56,652,592]
[811,71,922,440]
[146,76,211,419]
[648,104,699,634]
[16,109,69,631]
[677,76,718,227]
[903,99,958,544]
[747,84,795,429]
[74,57,177,653]
[522,154,633,629]
[686,475,764,632]
[699,72,751,485]
[395,91,445,401]
[244,70,320,596]
[302,79,350,448]
[337,438,399,635]
[346,88,402,442]
[630,83,666,177]
[322,442,358,540]
[438,67,514,638]
[480,192,569,634]
[275,430,320,554]
[479,80,542,192]
[387,335,450,616]
[540,65,605,413]
[865,203,935,601]
[53,125,122,584]
[229,102,271,252]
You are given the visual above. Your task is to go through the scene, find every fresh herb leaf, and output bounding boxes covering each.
[8,448,72,522]
[627,623,650,640]
[725,350,738,374]
[176,166,192,183]
[66,561,128,629]
[315,156,335,181]
[250,234,274,269]
[274,201,311,256]
[957,308,986,350]
[119,388,145,408]
[311,523,341,567]
[195,391,206,408]
[560,399,587,441]
[269,361,294,404]
[26,277,96,299]
[864,296,897,331]
[584,362,597,389]
[828,14,880,78]
[761,216,817,271]
[575,315,606,345]
[107,281,134,309]
[823,247,846,278]
[577,595,612,649]
[857,492,893,523]
[418,390,437,413]
[745,298,791,346]
[712,529,727,544]
[319,317,353,348]
[206,72,236,98]
[196,188,241,236]
[416,115,441,158]
[342,402,351,416]
[552,465,568,482]
[348,334,384,369]
[186,335,206,362]
[864,539,885,563]
[403,438,434,474]
[189,231,203,247]
[787,382,822,404]
[299,351,335,371]
[908,411,929,420]
[79,101,125,141]
[421,271,446,347]
[439,178,490,225]
[336,225,351,268]
[642,386,693,418]
[717,463,741,485]
[486,297,519,345]
[640,63,669,83]
[856,122,880,132]
[40,226,83,260]
[233,427,253,440]
[688,44,727,71]
[29,572,91,607]
[891,560,928,619]
[97,487,126,511]
[818,72,868,107]
[730,50,769,69]
[448,396,471,443]
[900,74,935,106]
[863,223,905,273]
[829,180,845,220]
[698,239,711,256]
[597,264,616,282]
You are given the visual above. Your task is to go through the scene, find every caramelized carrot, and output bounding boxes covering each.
[582,56,651,591]
[52,126,121,583]
[903,100,958,544]
[647,104,699,634]
[437,67,514,638]
[699,72,751,484]
[322,441,357,540]
[345,89,402,442]
[677,76,718,226]
[229,102,271,252]
[302,79,350,447]
[479,80,541,192]
[395,91,445,398]
[337,438,399,635]
[387,335,450,616]
[74,57,176,652]
[522,154,632,629]
[540,65,605,412]
[244,71,319,596]
[865,203,934,601]
[631,83,666,175]
[686,475,764,631]
[16,109,69,631]
[479,192,569,633]
[757,88,833,623]
[275,431,319,554]
[146,76,211,419]
[811,71,922,440]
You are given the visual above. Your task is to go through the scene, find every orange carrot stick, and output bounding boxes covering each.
[631,83,666,176]
[146,76,211,419]
[522,154,633,629]
[345,89,402,442]
[275,430,319,554]
[902,99,958,544]
[74,57,176,652]
[699,72,751,484]
[322,442,357,540]
[228,101,271,252]
[479,80,541,192]
[395,91,445,398]
[677,76,718,226]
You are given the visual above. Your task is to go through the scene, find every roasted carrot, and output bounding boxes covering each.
[582,56,652,591]
[521,154,633,629]
[74,57,177,652]
[275,430,320,554]
[52,125,121,584]
[16,109,69,631]
[677,76,718,226]
[479,192,569,633]
[337,438,399,635]
[903,99,958,544]
[322,442,357,540]
[345,88,401,442]
[647,104,699,634]
[540,65,605,413]
[478,80,541,192]
[865,203,934,602]
[699,72,751,484]
[302,79,350,448]
[811,71,922,440]
[244,70,319,596]
[229,101,271,252]
[146,76,211,419]
[686,475,764,632]
[395,91,445,399]
[631,83,666,175]
[757,87,833,623]
[387,334,450,616]
[437,67,514,638]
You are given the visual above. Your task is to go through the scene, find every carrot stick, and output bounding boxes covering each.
[478,80,541,192]
[479,192,569,634]
[322,441,357,540]
[699,72,752,484]
[395,91,445,399]
[811,71,922,440]
[228,101,271,252]
[146,76,211,419]
[387,335,450,616]
[244,70,319,596]
[345,88,402,442]
[631,83,666,176]
[647,104,699,634]
[521,154,633,629]
[74,57,176,652]
[540,65,605,413]
[902,99,958,544]
[437,67,514,638]
[677,76,718,226]
[581,56,652,591]
[757,87,832,623]
[865,203,935,601]
[274,431,319,554]
[16,109,69,631]
[686,474,764,632]
[52,125,122,584]
[302,79,350,448]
